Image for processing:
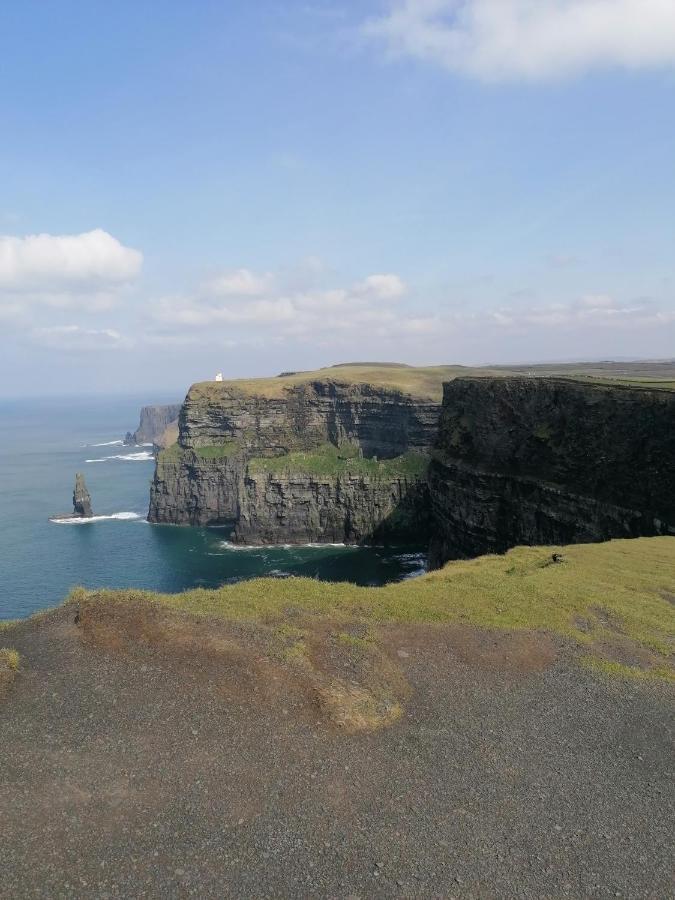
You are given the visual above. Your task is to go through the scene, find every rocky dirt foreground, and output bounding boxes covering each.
[1,600,673,899]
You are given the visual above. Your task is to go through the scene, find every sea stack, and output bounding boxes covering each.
[73,473,93,518]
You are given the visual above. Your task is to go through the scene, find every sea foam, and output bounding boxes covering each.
[50,512,142,525]
[218,540,351,551]
[85,451,154,463]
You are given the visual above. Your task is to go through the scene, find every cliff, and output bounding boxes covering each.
[125,404,182,446]
[147,366,451,539]
[234,446,430,544]
[429,377,675,564]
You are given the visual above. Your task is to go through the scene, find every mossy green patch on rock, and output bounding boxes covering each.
[248,443,429,479]
[194,442,241,460]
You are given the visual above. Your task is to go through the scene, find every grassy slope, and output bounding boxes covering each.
[248,443,428,478]
[63,538,675,681]
[188,364,495,403]
[187,361,675,405]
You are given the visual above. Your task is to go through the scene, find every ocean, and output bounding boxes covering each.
[0,396,427,621]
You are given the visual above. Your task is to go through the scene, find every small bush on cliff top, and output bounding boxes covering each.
[61,537,675,679]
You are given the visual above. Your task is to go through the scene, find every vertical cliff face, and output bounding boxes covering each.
[125,404,182,446]
[147,377,442,538]
[234,472,429,545]
[173,380,440,457]
[428,377,675,565]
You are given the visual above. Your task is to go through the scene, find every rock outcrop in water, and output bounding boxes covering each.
[428,377,675,565]
[148,373,443,542]
[73,473,93,518]
[125,404,182,446]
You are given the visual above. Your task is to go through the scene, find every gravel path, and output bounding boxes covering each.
[1,606,673,899]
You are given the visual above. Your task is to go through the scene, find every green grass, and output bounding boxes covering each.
[186,361,675,405]
[157,442,183,462]
[194,442,241,459]
[580,656,675,683]
[188,364,498,402]
[62,538,675,678]
[248,443,429,479]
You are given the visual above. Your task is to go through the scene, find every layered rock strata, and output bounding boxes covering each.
[428,377,675,565]
[234,472,429,545]
[148,380,440,541]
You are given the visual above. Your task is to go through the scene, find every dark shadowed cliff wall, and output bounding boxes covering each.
[428,378,675,565]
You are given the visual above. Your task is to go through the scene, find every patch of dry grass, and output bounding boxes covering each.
[0,648,20,671]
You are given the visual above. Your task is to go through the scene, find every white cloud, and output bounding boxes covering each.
[149,264,675,358]
[363,0,675,81]
[0,229,142,292]
[152,270,408,336]
[204,268,272,297]
[31,325,131,351]
[488,295,675,329]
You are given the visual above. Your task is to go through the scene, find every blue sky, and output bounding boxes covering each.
[1,0,674,396]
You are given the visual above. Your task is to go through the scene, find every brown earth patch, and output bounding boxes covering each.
[589,635,671,672]
[74,598,409,732]
[379,623,557,675]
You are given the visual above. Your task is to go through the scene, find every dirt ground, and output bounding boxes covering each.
[1,601,673,899]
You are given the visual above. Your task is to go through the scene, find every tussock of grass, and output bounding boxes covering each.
[66,538,675,680]
[0,648,20,671]
[248,443,428,479]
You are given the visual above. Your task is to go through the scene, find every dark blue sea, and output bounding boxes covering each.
[0,396,427,621]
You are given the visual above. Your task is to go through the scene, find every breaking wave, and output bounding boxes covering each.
[86,451,154,463]
[50,512,142,525]
[87,440,124,447]
[218,541,351,551]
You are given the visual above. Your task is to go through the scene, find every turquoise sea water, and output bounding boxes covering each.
[0,396,427,621]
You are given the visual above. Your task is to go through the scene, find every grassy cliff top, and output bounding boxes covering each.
[188,363,497,403]
[187,360,675,404]
[47,536,675,682]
